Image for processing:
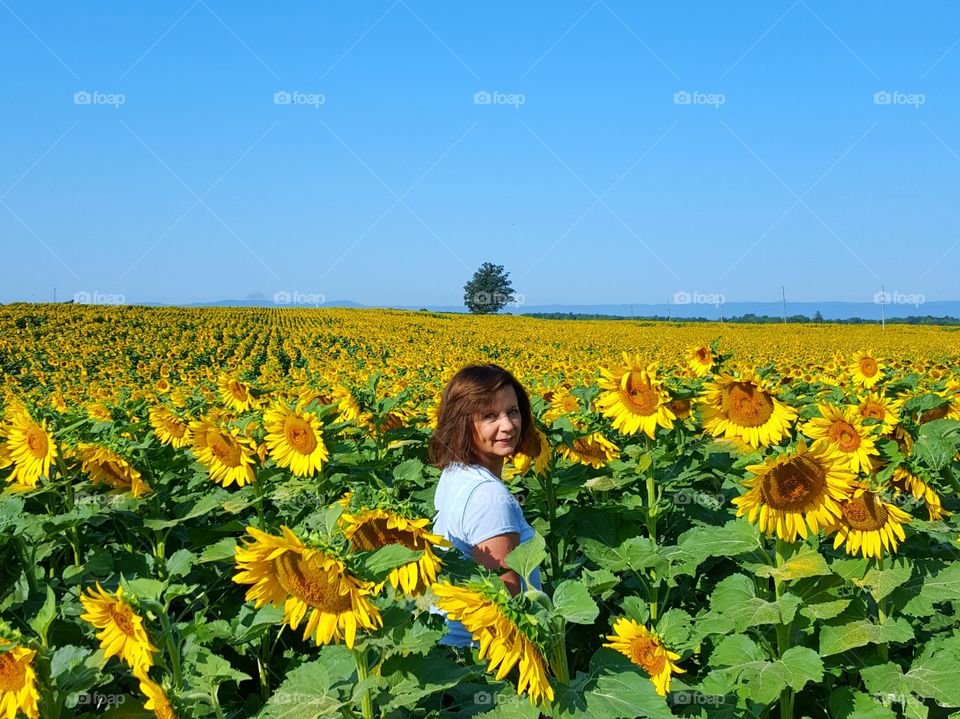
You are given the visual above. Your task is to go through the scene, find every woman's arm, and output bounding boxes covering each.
[472,532,523,596]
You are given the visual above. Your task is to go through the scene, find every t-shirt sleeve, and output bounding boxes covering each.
[460,481,524,547]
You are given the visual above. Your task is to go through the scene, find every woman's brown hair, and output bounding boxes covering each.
[429,363,540,469]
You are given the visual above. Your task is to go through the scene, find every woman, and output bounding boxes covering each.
[429,363,543,647]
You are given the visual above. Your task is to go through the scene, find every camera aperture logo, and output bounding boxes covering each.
[874,90,925,108]
[74,90,126,108]
[474,90,526,108]
[472,291,525,308]
[673,290,725,306]
[273,90,326,108]
[674,90,725,108]
[873,290,925,308]
[273,290,326,307]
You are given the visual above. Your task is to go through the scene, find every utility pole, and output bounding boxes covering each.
[781,286,787,324]
[666,298,671,321]
[53,287,57,303]
[880,284,886,331]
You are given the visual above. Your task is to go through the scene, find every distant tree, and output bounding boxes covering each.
[813,310,824,323]
[463,262,516,314]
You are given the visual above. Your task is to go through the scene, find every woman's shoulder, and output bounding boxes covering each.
[440,462,496,483]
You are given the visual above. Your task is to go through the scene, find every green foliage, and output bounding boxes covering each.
[463,262,517,314]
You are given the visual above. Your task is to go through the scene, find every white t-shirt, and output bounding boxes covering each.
[431,462,543,646]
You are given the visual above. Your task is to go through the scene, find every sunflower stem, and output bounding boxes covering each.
[643,437,659,621]
[353,646,374,719]
[773,537,794,719]
[539,471,561,583]
[157,608,183,691]
[875,556,889,662]
[53,441,82,566]
[253,475,266,531]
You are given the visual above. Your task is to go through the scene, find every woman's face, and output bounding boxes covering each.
[472,384,522,472]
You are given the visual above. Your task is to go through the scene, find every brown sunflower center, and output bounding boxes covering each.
[762,455,826,511]
[620,373,659,416]
[0,652,26,692]
[284,415,318,454]
[274,552,351,611]
[920,403,951,423]
[351,517,419,551]
[667,398,691,419]
[841,493,888,531]
[108,603,136,637]
[860,403,885,422]
[725,382,774,427]
[859,358,879,377]
[628,636,666,676]
[560,395,579,412]
[26,425,48,458]
[694,348,711,364]
[571,437,607,462]
[228,381,249,402]
[209,433,242,467]
[828,420,861,452]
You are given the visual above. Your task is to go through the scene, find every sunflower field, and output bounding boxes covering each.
[1,304,959,719]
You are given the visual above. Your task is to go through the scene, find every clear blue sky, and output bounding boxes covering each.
[2,1,959,307]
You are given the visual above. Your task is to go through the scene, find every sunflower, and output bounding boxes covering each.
[137,674,176,719]
[918,393,960,424]
[891,466,951,521]
[603,617,684,697]
[686,345,714,377]
[849,350,882,389]
[75,443,152,498]
[2,410,56,487]
[732,440,856,542]
[233,526,381,648]
[189,419,257,488]
[217,374,259,412]
[340,506,449,595]
[148,406,192,448]
[263,402,328,477]
[0,642,39,719]
[800,403,879,474]
[699,369,797,448]
[666,397,693,421]
[508,425,551,477]
[596,355,675,439]
[79,583,159,678]
[828,488,911,559]
[854,392,902,434]
[431,582,553,706]
[557,430,619,469]
[331,385,362,423]
[542,388,580,424]
[87,402,114,423]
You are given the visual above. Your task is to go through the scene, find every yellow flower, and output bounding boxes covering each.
[331,385,362,423]
[79,583,159,678]
[800,403,879,474]
[137,674,176,719]
[340,506,449,595]
[686,345,714,377]
[699,369,797,448]
[75,443,152,498]
[1,408,56,488]
[557,430,619,469]
[189,419,256,488]
[849,350,882,389]
[432,583,554,707]
[508,425,551,477]
[263,402,328,477]
[148,406,192,448]
[596,355,675,439]
[891,467,951,522]
[603,618,684,697]
[233,526,381,649]
[853,392,902,434]
[217,374,259,412]
[0,642,40,719]
[732,440,856,542]
[827,488,911,560]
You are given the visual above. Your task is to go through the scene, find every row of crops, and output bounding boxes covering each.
[0,304,958,718]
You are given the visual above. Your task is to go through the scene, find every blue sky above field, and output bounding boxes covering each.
[2,2,959,309]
